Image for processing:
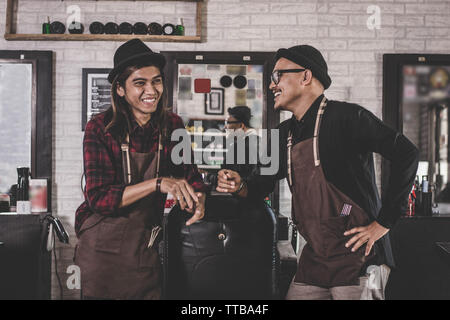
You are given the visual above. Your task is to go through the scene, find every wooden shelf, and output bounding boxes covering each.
[4,0,203,42]
[4,33,201,42]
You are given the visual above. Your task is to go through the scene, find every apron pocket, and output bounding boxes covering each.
[94,221,128,254]
[321,216,352,258]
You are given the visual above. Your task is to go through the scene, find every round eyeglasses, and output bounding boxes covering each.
[271,69,306,85]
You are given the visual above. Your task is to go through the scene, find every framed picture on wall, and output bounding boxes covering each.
[205,87,224,115]
[81,68,112,131]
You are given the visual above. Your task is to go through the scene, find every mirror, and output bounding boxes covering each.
[0,61,35,193]
[402,65,450,204]
[163,52,277,171]
[163,51,280,209]
[383,54,450,214]
[0,51,52,211]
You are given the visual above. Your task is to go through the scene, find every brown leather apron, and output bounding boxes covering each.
[288,97,375,288]
[75,134,163,299]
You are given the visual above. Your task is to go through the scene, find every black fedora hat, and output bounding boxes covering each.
[108,38,166,83]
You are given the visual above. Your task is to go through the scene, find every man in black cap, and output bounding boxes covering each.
[216,45,419,299]
[221,106,261,179]
[75,39,208,299]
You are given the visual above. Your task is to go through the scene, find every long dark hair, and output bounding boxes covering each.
[104,62,170,143]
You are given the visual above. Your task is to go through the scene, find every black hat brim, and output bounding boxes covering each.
[108,51,166,83]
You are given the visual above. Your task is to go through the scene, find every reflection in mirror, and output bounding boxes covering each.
[0,62,34,193]
[402,65,450,204]
[176,63,265,171]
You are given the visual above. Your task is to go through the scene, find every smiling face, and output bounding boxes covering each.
[269,57,307,113]
[116,65,163,125]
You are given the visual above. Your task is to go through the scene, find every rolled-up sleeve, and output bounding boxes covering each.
[83,120,126,215]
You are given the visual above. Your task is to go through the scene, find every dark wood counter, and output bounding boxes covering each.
[0,214,52,299]
[386,215,450,299]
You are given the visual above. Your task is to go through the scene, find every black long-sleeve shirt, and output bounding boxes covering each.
[247,94,419,229]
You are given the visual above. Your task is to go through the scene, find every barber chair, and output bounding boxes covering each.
[160,192,296,300]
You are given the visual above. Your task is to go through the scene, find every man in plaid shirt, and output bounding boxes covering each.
[74,39,208,299]
[75,110,208,236]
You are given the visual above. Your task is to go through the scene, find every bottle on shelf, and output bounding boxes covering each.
[175,18,185,36]
[420,175,433,216]
[9,184,17,212]
[406,189,415,217]
[421,175,429,193]
[42,16,51,34]
[16,167,31,214]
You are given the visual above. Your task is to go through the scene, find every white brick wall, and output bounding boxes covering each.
[1,0,450,300]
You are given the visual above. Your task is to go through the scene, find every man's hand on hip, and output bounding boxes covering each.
[344,221,389,256]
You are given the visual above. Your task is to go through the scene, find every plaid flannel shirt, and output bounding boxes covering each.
[75,111,208,237]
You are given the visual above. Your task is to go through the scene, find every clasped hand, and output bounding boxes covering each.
[159,178,206,226]
[215,169,241,193]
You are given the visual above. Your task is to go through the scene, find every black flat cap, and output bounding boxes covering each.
[275,45,331,89]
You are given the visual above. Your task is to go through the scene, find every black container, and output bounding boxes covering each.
[0,201,9,212]
[162,23,175,35]
[133,22,148,35]
[89,21,104,34]
[421,192,433,216]
[119,22,133,34]
[9,184,17,208]
[50,21,65,34]
[104,22,119,34]
[148,22,163,35]
[277,216,289,241]
[42,22,51,34]
[175,18,185,36]
[68,21,84,34]
[17,167,30,201]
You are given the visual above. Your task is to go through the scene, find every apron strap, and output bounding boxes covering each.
[156,134,162,178]
[121,133,162,185]
[121,134,132,185]
[313,96,328,167]
[287,96,328,187]
[287,134,293,187]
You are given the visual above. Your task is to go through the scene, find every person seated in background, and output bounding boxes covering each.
[221,106,261,180]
